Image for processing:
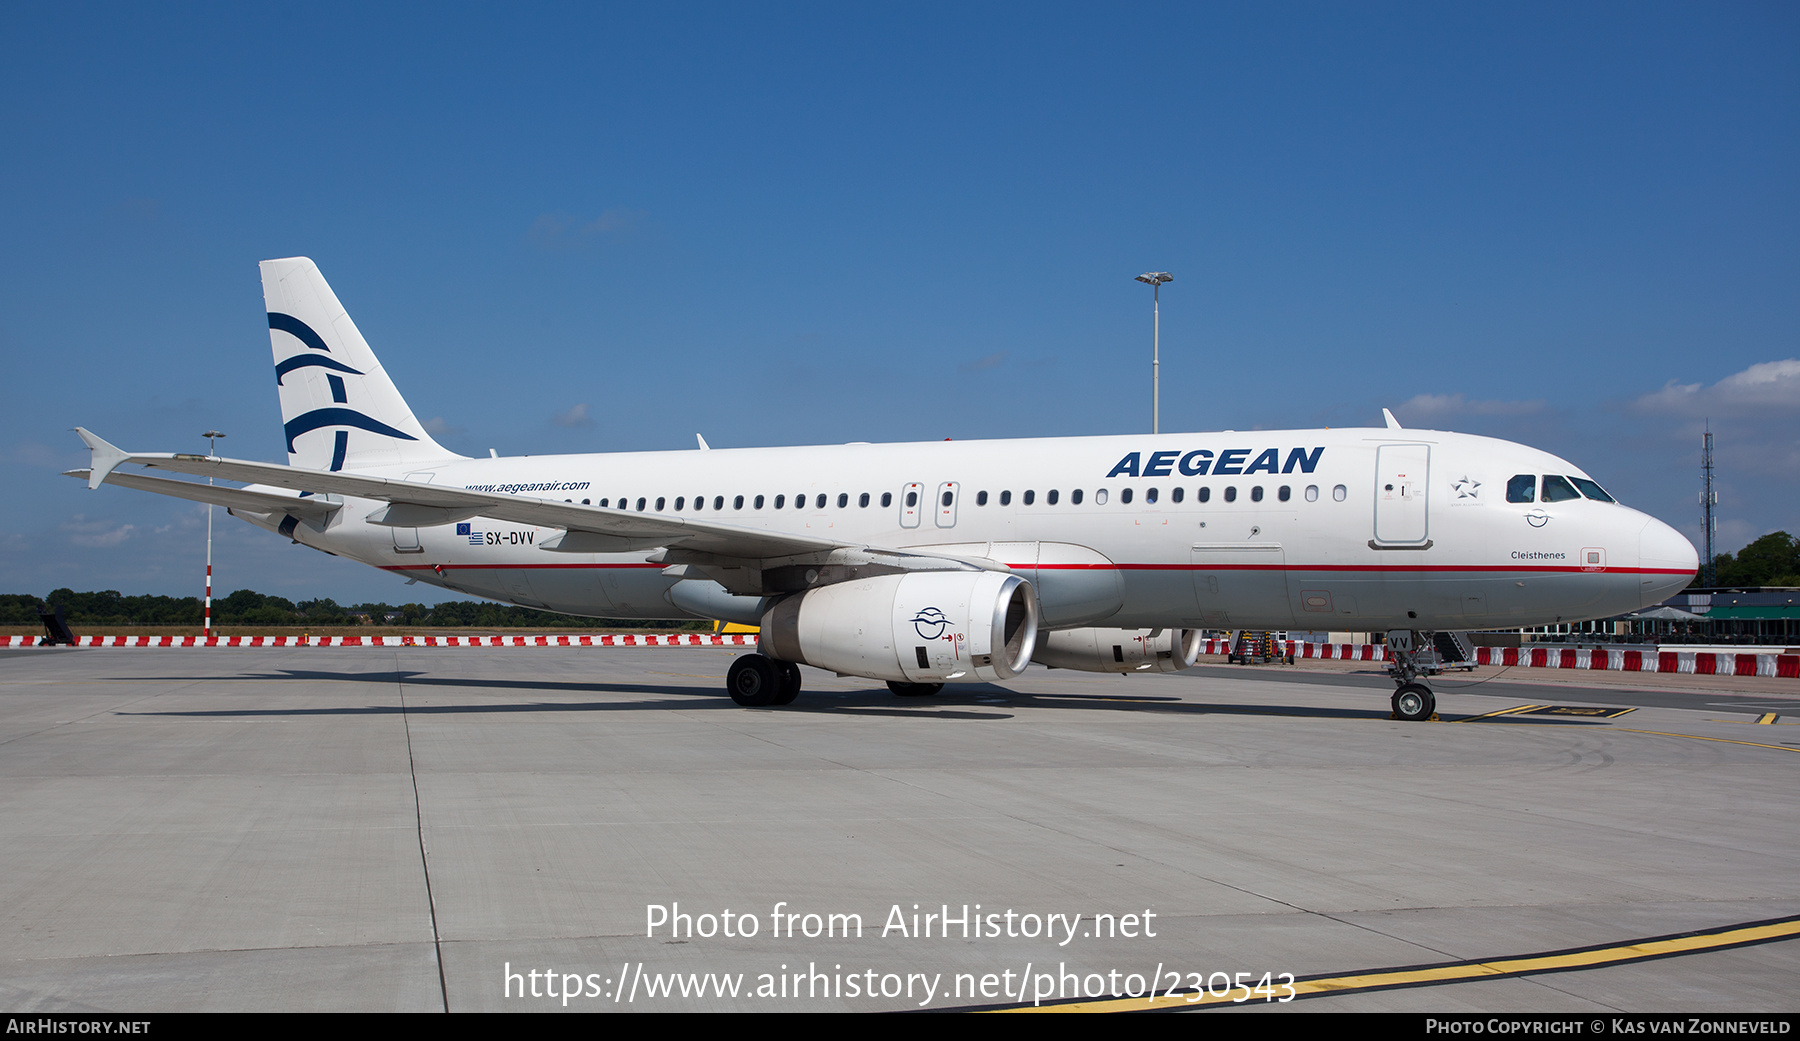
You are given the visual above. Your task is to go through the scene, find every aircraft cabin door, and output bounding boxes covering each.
[935,482,959,528]
[392,471,435,553]
[1372,445,1430,547]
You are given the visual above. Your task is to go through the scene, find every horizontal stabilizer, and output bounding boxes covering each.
[71,435,851,562]
[66,466,340,519]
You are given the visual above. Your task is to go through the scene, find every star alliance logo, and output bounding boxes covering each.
[1453,475,1481,499]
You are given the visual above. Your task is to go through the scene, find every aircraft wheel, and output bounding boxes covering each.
[1392,683,1436,721]
[727,654,780,707]
[887,680,943,697]
[773,660,802,705]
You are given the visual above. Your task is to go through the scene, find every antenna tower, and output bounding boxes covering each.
[1700,421,1717,587]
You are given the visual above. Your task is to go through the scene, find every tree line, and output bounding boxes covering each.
[1,588,703,629]
[1699,531,1800,588]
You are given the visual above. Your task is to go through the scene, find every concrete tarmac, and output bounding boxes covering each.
[1,647,1796,1013]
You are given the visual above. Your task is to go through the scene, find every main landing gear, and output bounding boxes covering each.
[721,655,945,706]
[726,653,801,707]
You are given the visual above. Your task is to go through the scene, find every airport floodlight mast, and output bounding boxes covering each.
[1135,272,1173,434]
[1700,421,1717,588]
[202,430,225,636]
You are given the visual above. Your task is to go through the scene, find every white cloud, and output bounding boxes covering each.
[552,403,594,428]
[1633,359,1800,415]
[6,442,70,468]
[61,514,135,548]
[527,209,648,250]
[958,351,1008,373]
[1394,393,1547,421]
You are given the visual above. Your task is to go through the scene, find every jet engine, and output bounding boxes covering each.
[1033,627,1201,674]
[759,571,1038,683]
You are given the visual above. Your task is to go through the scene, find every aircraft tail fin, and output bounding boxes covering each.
[260,257,463,471]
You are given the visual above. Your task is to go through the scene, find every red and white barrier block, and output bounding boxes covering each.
[1195,640,1798,679]
[8,633,1795,678]
[0,633,759,648]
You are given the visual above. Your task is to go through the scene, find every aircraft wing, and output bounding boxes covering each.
[74,427,849,560]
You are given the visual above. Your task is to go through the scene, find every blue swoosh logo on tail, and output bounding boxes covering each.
[284,408,418,453]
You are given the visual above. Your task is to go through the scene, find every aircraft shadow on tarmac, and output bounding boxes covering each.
[107,667,1614,726]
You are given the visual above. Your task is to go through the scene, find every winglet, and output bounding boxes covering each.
[1382,408,1402,430]
[696,433,710,450]
[73,428,130,489]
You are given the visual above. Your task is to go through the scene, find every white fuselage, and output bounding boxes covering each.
[240,426,1697,632]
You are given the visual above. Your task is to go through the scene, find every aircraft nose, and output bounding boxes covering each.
[1638,515,1699,607]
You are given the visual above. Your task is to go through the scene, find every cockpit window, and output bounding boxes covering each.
[1541,475,1581,503]
[1569,477,1615,503]
[1506,474,1536,503]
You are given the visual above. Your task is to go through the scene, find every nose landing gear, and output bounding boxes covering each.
[1384,629,1474,721]
[1391,682,1436,722]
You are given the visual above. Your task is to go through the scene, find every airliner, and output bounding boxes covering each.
[71,258,1699,719]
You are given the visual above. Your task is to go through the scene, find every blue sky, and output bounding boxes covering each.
[3,4,1796,604]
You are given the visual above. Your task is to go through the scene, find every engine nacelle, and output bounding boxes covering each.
[1033,627,1201,674]
[759,571,1038,683]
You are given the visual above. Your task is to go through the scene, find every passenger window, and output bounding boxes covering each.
[599,498,610,507]
[1332,485,1346,501]
[1144,487,1157,504]
[672,497,683,511]
[1072,488,1084,505]
[1047,489,1059,505]
[716,496,725,511]
[753,495,764,510]
[905,490,917,508]
[1120,488,1132,504]
[859,492,870,507]
[942,490,954,507]
[816,494,826,509]
[1000,490,1012,506]
[1095,489,1108,505]
[1170,487,1183,503]
[1570,477,1616,503]
[636,497,647,511]
[1542,475,1581,503]
[732,495,743,510]
[1223,487,1237,503]
[1506,474,1536,503]
[977,490,988,506]
[1197,487,1210,503]
[881,492,892,508]
[1023,490,1035,505]
[1305,485,1318,502]
[1251,486,1263,502]
[795,494,806,510]
[837,493,848,508]
[774,495,786,509]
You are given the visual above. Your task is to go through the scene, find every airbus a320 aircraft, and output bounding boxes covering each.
[72,258,1698,719]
